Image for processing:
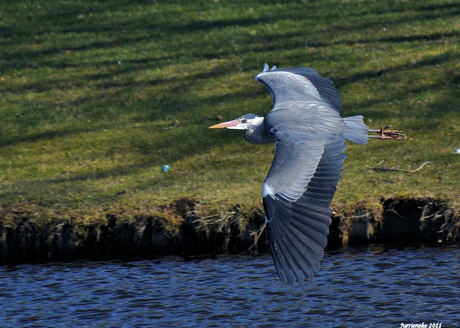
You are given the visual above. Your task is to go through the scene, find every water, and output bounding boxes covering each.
[1,246,458,327]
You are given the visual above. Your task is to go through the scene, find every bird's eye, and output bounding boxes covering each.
[241,119,247,123]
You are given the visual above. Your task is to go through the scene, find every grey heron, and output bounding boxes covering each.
[209,63,404,286]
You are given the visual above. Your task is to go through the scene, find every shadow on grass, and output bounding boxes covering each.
[1,49,455,150]
[1,0,457,75]
[4,25,455,97]
[334,51,456,87]
[0,55,260,149]
[1,0,458,209]
[0,128,240,195]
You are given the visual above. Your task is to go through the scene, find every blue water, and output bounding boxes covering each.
[0,246,458,327]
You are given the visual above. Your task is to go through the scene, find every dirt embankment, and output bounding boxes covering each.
[0,198,458,263]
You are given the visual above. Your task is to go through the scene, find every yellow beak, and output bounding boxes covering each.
[208,120,239,129]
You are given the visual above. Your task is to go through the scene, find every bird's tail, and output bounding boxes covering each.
[343,115,368,145]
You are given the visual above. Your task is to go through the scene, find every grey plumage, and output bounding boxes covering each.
[209,64,369,286]
[343,115,368,145]
[276,68,342,111]
[257,65,368,285]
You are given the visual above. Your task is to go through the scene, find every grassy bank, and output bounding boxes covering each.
[0,0,459,224]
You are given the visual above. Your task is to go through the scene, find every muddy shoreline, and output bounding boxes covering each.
[1,198,458,263]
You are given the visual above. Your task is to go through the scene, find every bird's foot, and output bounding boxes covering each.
[369,125,406,140]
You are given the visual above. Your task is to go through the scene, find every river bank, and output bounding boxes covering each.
[0,197,458,263]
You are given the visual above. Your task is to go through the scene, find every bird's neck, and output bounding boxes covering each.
[244,117,275,144]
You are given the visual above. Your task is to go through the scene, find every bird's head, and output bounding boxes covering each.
[208,114,264,130]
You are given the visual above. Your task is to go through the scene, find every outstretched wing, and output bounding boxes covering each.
[255,66,342,112]
[263,131,346,286]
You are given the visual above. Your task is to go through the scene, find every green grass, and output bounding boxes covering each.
[0,0,459,221]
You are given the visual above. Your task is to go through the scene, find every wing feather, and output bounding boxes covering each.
[263,133,346,286]
[256,67,342,112]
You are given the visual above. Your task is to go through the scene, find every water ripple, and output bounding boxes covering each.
[0,246,458,327]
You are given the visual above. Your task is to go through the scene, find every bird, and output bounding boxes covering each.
[209,63,404,286]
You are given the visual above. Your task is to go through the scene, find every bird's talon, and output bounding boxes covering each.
[369,126,406,140]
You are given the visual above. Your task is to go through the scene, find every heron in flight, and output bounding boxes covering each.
[209,63,404,286]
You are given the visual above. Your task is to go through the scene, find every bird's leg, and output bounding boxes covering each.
[369,125,406,140]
